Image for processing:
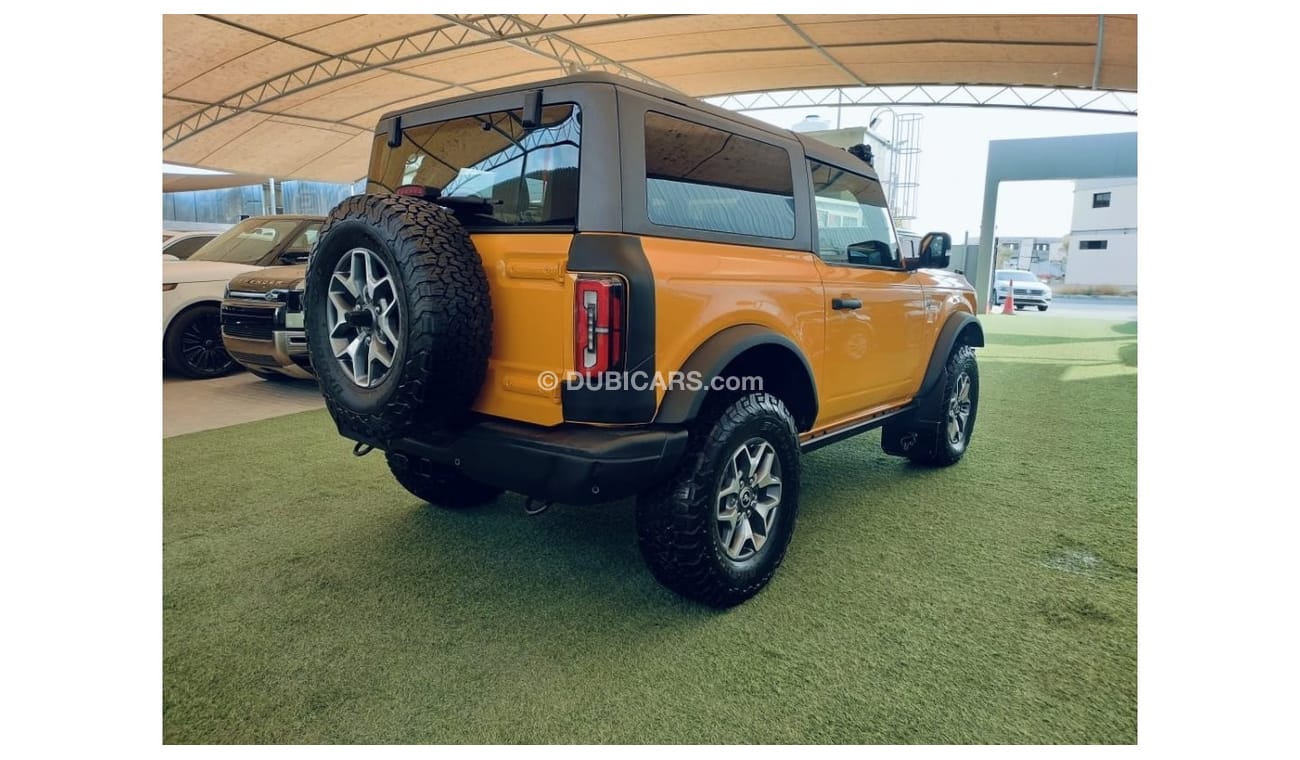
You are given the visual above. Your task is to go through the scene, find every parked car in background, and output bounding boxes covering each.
[161,231,219,261]
[993,269,1052,311]
[220,264,313,381]
[163,215,323,378]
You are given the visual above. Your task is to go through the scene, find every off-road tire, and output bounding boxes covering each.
[905,344,979,467]
[304,194,492,443]
[386,453,502,509]
[635,392,802,608]
[164,304,237,379]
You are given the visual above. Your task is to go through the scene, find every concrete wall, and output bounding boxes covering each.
[1072,177,1137,230]
[1066,230,1137,288]
[1066,177,1137,288]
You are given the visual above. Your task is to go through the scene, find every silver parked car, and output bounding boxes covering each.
[993,269,1052,311]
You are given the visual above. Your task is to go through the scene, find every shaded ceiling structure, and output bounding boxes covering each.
[163,14,1137,184]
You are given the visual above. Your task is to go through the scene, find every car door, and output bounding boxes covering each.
[807,159,929,425]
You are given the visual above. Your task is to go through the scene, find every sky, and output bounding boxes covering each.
[744,104,1137,242]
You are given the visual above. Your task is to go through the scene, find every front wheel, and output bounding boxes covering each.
[635,392,801,608]
[164,304,236,379]
[1037,305,1049,312]
[906,345,979,466]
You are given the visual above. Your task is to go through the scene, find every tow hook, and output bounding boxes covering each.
[523,497,552,516]
[353,442,374,457]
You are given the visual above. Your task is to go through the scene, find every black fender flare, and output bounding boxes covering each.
[655,325,818,429]
[913,311,984,417]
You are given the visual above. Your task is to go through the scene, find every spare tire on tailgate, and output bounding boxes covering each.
[304,194,492,443]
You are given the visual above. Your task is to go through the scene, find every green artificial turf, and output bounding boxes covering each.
[163,315,1137,744]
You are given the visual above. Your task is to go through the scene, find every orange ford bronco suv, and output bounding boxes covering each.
[304,73,983,607]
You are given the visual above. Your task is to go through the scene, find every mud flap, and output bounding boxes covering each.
[881,418,944,460]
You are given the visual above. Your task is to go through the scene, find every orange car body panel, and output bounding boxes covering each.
[468,230,976,435]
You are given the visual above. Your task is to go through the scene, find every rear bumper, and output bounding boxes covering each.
[356,418,689,506]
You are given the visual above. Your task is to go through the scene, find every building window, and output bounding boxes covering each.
[1079,240,1108,250]
[1092,192,1111,208]
[644,112,795,239]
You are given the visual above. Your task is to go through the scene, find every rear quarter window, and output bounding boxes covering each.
[643,112,795,240]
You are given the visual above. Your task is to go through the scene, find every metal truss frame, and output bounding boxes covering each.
[706,84,1137,116]
[163,14,671,150]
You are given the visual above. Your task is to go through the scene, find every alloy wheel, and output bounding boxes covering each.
[715,437,783,561]
[326,247,403,388]
[947,370,973,447]
[180,312,233,375]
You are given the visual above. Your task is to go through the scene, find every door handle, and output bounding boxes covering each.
[832,297,862,310]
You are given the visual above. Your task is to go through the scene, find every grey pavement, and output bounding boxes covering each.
[164,370,324,438]
[1003,296,1137,322]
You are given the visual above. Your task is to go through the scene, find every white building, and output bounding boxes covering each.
[997,235,1065,279]
[798,122,917,231]
[1064,177,1137,288]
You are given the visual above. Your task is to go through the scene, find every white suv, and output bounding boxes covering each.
[163,215,322,378]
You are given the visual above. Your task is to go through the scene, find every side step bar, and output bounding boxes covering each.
[800,404,914,453]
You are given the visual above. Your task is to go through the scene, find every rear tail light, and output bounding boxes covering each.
[574,275,625,376]
[395,184,434,198]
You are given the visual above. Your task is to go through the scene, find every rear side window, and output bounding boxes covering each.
[164,235,213,259]
[643,112,795,240]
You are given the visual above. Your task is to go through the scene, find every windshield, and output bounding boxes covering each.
[997,270,1038,283]
[189,218,304,264]
[367,103,580,228]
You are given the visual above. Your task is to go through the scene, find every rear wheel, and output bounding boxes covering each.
[164,304,236,379]
[386,452,502,509]
[636,392,801,608]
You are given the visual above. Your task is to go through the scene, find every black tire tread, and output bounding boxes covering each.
[635,392,801,608]
[164,303,236,379]
[305,194,492,443]
[905,344,978,467]
[385,453,503,509]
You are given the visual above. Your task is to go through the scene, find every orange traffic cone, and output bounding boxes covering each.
[1001,281,1015,314]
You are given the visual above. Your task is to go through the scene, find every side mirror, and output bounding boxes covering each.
[919,231,952,269]
[280,249,311,264]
